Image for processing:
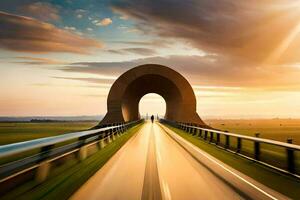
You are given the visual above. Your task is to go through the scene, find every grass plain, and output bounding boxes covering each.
[205,119,300,145]
[0,122,98,145]
[203,119,300,173]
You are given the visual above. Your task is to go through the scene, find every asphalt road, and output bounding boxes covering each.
[71,122,288,200]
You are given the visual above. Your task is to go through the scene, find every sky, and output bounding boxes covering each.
[1,0,300,119]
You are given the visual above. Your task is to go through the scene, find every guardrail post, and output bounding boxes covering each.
[121,123,125,133]
[199,129,202,137]
[114,126,118,139]
[119,123,123,135]
[78,146,87,161]
[204,131,208,140]
[215,133,220,145]
[78,136,88,161]
[111,126,116,141]
[209,132,213,143]
[118,123,122,133]
[35,145,53,183]
[115,124,119,136]
[225,134,230,149]
[124,123,128,132]
[237,138,242,153]
[193,127,197,136]
[36,161,51,183]
[184,124,188,132]
[254,133,260,160]
[119,123,123,131]
[188,125,193,134]
[287,138,295,173]
[99,134,106,149]
[106,130,111,144]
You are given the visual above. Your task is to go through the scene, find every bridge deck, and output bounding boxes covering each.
[71,122,287,200]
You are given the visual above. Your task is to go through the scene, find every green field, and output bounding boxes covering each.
[205,119,300,145]
[0,122,98,145]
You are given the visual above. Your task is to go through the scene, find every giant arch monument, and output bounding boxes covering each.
[100,64,206,126]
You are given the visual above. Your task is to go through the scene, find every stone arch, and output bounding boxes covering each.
[100,64,205,125]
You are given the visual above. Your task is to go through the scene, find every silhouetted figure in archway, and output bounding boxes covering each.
[151,115,154,123]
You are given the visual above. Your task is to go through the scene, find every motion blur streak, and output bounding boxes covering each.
[71,122,246,199]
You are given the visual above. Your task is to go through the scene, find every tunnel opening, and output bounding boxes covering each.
[139,93,166,120]
[121,74,183,122]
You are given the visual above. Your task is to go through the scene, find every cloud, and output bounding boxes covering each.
[107,48,156,56]
[111,0,300,65]
[64,26,76,31]
[80,94,108,98]
[53,77,115,85]
[61,61,131,76]
[111,40,169,48]
[14,56,68,65]
[119,15,129,20]
[77,14,83,19]
[19,2,60,22]
[59,55,300,88]
[0,11,102,54]
[95,18,112,26]
[76,9,87,13]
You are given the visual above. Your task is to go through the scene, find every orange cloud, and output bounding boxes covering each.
[0,11,102,54]
[95,18,112,26]
[59,55,300,89]
[107,47,157,56]
[112,1,300,65]
[14,56,68,65]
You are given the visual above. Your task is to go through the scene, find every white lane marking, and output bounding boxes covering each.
[162,179,172,200]
[165,127,279,200]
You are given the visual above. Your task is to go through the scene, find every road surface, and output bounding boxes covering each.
[71,122,287,200]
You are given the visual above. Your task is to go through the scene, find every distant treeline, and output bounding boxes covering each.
[0,115,103,122]
[0,120,99,123]
[30,119,99,123]
[30,119,68,123]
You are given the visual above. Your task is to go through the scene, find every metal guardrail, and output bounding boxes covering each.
[0,125,121,158]
[160,119,300,176]
[0,119,143,185]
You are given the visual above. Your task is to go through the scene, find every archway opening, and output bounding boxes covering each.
[139,93,166,120]
[120,74,183,122]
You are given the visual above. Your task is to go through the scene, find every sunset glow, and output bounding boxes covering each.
[1,1,300,118]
